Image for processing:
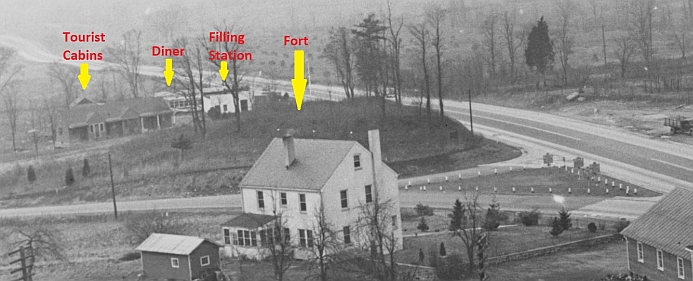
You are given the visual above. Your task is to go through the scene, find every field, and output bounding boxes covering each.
[404,167,660,198]
[0,97,519,208]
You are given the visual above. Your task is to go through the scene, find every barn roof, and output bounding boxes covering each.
[621,187,693,258]
[135,233,220,255]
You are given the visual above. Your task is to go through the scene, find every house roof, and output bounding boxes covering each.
[135,233,220,255]
[240,138,357,190]
[621,187,693,258]
[221,213,277,229]
[69,97,101,108]
[60,97,172,127]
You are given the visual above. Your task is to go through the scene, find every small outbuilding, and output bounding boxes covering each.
[136,233,222,281]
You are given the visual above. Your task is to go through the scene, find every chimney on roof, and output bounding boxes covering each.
[282,134,296,169]
[368,129,383,184]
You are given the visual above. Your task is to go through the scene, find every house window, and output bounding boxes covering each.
[201,255,210,266]
[299,194,306,212]
[90,125,94,133]
[365,185,372,203]
[283,227,291,244]
[59,127,63,135]
[171,258,179,268]
[677,257,685,279]
[343,226,351,245]
[656,249,664,271]
[636,242,644,263]
[257,191,265,209]
[99,123,104,131]
[353,154,361,169]
[237,230,257,247]
[223,228,231,245]
[340,190,348,208]
[299,229,314,248]
[280,192,287,207]
[223,104,228,112]
[240,100,249,111]
[392,215,398,229]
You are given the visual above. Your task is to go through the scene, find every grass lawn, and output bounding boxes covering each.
[395,225,616,266]
[403,167,660,198]
[481,240,628,281]
[0,97,519,208]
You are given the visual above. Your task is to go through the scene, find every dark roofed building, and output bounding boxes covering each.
[622,187,693,280]
[136,233,222,281]
[56,97,173,146]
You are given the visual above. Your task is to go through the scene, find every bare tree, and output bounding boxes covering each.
[205,22,245,133]
[146,7,187,42]
[428,7,446,119]
[555,0,576,86]
[9,223,68,279]
[174,36,207,138]
[323,27,356,99]
[308,202,341,281]
[355,190,400,281]
[42,94,59,148]
[628,0,657,66]
[449,193,489,277]
[106,29,143,98]
[47,62,78,107]
[386,0,405,105]
[3,84,20,153]
[672,8,689,59]
[613,34,637,78]
[482,11,500,78]
[409,18,432,118]
[502,10,525,81]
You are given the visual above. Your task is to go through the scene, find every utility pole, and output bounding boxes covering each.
[468,89,474,135]
[108,153,117,219]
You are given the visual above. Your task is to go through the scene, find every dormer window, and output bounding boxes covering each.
[354,154,361,169]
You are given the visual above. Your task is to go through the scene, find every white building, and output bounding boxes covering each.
[153,88,252,122]
[221,130,402,260]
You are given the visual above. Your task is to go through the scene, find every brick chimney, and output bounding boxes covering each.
[282,134,296,168]
[368,129,382,185]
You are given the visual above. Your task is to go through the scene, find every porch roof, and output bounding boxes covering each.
[221,213,276,229]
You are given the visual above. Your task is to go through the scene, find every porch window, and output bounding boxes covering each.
[171,258,179,268]
[677,257,685,279]
[656,249,664,271]
[223,228,231,245]
[237,230,258,247]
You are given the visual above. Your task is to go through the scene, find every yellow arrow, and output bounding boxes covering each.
[163,58,174,86]
[219,61,229,82]
[291,50,307,111]
[78,63,91,90]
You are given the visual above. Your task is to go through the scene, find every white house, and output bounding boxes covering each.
[153,88,252,120]
[221,129,402,260]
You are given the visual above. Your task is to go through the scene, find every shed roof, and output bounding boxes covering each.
[135,233,220,255]
[621,187,693,258]
[221,213,277,229]
[240,138,357,190]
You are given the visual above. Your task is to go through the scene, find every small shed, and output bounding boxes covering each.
[136,233,222,281]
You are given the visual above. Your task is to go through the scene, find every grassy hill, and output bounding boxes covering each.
[0,97,519,207]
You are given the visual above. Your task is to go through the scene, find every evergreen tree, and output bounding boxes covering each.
[558,208,572,230]
[65,167,75,186]
[417,216,430,232]
[82,158,90,177]
[525,16,555,84]
[27,165,36,183]
[483,199,508,231]
[418,248,425,264]
[439,242,447,256]
[549,217,563,237]
[448,199,465,231]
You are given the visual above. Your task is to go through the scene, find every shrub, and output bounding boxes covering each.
[119,252,141,261]
[415,203,434,216]
[558,209,572,230]
[400,208,418,220]
[598,222,606,231]
[615,220,631,233]
[418,248,425,264]
[439,242,447,256]
[65,167,75,186]
[428,246,438,267]
[27,165,36,183]
[587,222,597,233]
[435,254,465,280]
[124,210,188,243]
[82,158,91,177]
[519,208,541,226]
[417,216,429,232]
[550,217,564,237]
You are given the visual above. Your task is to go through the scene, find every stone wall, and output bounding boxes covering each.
[396,263,437,281]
